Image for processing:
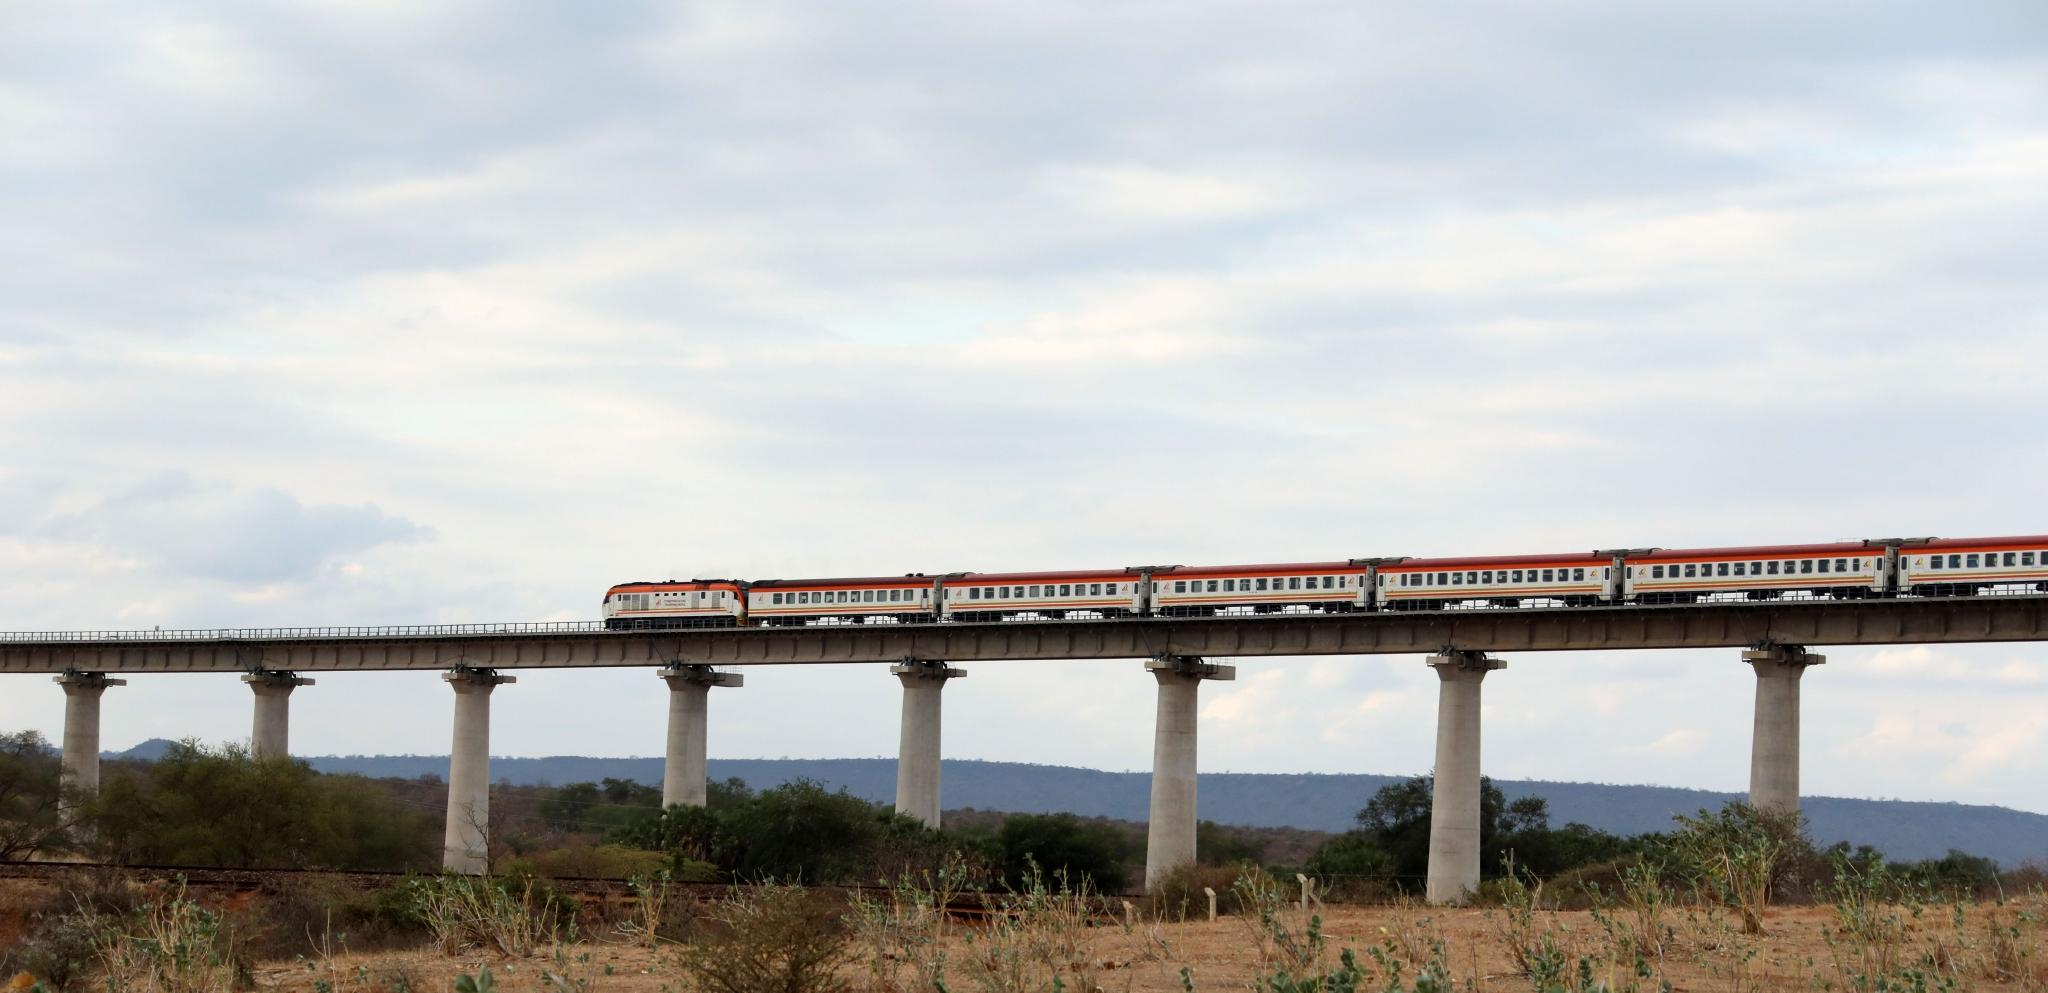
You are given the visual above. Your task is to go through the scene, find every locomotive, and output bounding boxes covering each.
[601,535,2048,630]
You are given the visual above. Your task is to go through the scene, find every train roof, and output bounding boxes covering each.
[1634,541,1884,560]
[1920,534,2048,550]
[748,575,938,588]
[951,568,1138,584]
[1155,561,1359,576]
[605,579,742,594]
[1383,551,1608,569]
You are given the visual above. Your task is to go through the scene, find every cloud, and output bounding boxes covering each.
[36,473,431,584]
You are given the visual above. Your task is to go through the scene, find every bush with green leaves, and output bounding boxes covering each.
[1656,802,1802,935]
[612,778,990,886]
[0,729,64,860]
[1303,777,1636,897]
[79,740,437,871]
[990,812,1133,894]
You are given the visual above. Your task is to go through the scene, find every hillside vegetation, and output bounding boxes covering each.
[215,748,2048,866]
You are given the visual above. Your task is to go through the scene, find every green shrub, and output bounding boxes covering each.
[993,813,1133,894]
[507,844,668,880]
[79,741,437,871]
[408,875,564,957]
[1658,802,1802,935]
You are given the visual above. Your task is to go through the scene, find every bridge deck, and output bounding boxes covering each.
[2,596,2044,672]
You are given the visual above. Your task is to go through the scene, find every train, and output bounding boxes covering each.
[600,534,2048,630]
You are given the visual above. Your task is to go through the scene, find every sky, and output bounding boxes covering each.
[2,2,2045,815]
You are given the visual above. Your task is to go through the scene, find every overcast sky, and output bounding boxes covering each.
[3,2,2045,816]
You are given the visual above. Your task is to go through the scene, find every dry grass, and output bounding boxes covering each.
[232,895,2046,993]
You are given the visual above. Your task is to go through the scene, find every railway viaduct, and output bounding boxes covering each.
[6,595,2047,904]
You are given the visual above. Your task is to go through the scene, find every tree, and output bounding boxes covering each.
[723,780,895,882]
[993,813,1132,893]
[1196,820,1266,866]
[1304,775,1635,891]
[81,739,438,870]
[0,730,64,860]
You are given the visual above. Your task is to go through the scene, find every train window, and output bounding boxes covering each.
[1816,560,1829,574]
[1467,572,1478,584]
[1172,581,1187,593]
[1286,577,1298,590]
[1836,559,1848,571]
[1733,562,1746,576]
[1796,560,1811,574]
[1712,563,1724,576]
[1574,568,1586,581]
[1948,555,1960,568]
[1055,584,1067,596]
[773,593,784,605]
[967,588,980,600]
[1966,554,1979,568]
[1654,565,1666,578]
[1201,580,1214,592]
[2025,553,2037,566]
[1450,573,1462,586]
[2003,552,2016,566]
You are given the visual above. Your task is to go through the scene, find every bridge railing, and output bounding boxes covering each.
[0,621,609,643]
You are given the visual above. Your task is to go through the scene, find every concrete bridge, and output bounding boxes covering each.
[8,594,2046,903]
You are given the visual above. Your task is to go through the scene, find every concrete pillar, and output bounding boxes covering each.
[442,667,515,874]
[1425,651,1505,906]
[54,672,125,828]
[1144,655,1235,891]
[242,671,314,760]
[659,665,743,808]
[1744,645,1825,815]
[892,660,966,828]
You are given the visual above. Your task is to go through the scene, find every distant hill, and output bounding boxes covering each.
[107,742,2048,867]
